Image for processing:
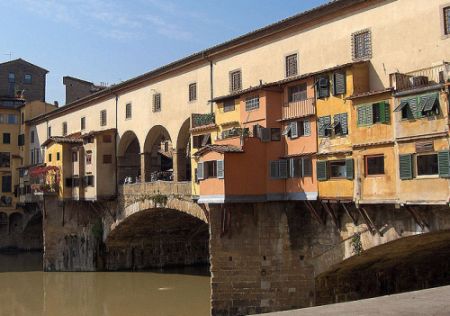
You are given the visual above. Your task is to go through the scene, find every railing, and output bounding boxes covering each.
[121,181,192,197]
[282,98,316,120]
[390,63,450,91]
[191,113,215,128]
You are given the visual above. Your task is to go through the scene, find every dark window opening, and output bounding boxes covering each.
[417,154,438,176]
[366,155,385,175]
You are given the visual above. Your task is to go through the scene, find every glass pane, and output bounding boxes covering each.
[330,161,346,178]
[417,154,438,176]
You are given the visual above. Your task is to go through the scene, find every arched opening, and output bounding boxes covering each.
[175,118,192,181]
[9,212,23,234]
[22,211,43,250]
[315,230,450,306]
[0,212,8,235]
[105,208,209,271]
[143,126,173,182]
[118,131,141,184]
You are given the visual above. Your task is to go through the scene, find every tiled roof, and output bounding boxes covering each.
[42,136,83,147]
[346,88,393,100]
[81,128,116,138]
[194,144,243,157]
[190,124,218,133]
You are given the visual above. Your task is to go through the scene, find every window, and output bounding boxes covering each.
[0,152,10,168]
[83,175,94,187]
[48,154,52,162]
[48,126,52,138]
[206,160,217,178]
[394,94,439,120]
[126,103,132,119]
[285,54,298,77]
[21,112,25,124]
[86,152,92,165]
[31,131,35,143]
[318,116,332,137]
[330,160,347,179]
[103,154,112,164]
[7,114,18,124]
[24,74,32,84]
[65,178,73,188]
[197,160,224,180]
[57,152,60,161]
[245,96,259,111]
[153,93,161,112]
[417,153,438,176]
[317,159,354,181]
[1,175,12,193]
[18,134,25,146]
[8,73,15,83]
[289,157,312,178]
[3,133,10,144]
[333,113,348,136]
[358,101,390,126]
[316,76,330,99]
[189,83,197,102]
[30,150,35,165]
[223,99,235,112]
[352,29,372,60]
[270,160,288,179]
[192,134,211,149]
[271,128,281,141]
[366,155,384,176]
[100,110,107,126]
[288,83,307,102]
[62,122,68,136]
[444,6,450,35]
[284,120,311,139]
[103,134,112,143]
[72,151,78,162]
[333,71,346,95]
[81,117,86,130]
[229,70,242,92]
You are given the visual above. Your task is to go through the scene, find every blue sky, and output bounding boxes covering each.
[0,0,328,104]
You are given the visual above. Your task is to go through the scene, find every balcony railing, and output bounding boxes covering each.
[282,98,316,120]
[191,113,215,128]
[390,63,450,91]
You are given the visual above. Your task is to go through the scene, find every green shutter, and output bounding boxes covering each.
[345,158,354,180]
[197,162,204,180]
[316,161,328,181]
[438,151,450,178]
[357,106,365,126]
[217,160,224,179]
[409,97,418,119]
[399,154,413,180]
[318,117,325,137]
[380,101,390,124]
[340,113,348,135]
[366,104,373,125]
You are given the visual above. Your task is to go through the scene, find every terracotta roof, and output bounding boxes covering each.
[81,128,116,138]
[282,152,316,159]
[194,144,243,157]
[346,88,393,100]
[316,149,352,156]
[353,140,394,148]
[190,124,218,133]
[42,136,83,147]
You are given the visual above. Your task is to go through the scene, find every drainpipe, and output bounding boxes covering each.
[115,94,119,197]
[210,60,214,114]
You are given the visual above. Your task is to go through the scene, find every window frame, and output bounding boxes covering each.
[285,53,298,78]
[81,117,86,131]
[24,74,32,84]
[153,93,161,112]
[352,29,372,61]
[245,95,260,111]
[8,73,15,83]
[416,152,439,178]
[365,155,385,176]
[189,82,197,102]
[229,69,242,92]
[329,160,347,179]
[3,133,11,144]
[100,110,107,126]
[441,5,450,37]
[125,103,132,119]
[223,99,235,112]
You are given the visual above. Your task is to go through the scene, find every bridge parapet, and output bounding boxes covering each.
[120,181,192,200]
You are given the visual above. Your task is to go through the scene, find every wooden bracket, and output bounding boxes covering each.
[405,205,429,230]
[303,200,325,226]
[321,201,341,231]
[357,207,380,235]
[340,202,358,225]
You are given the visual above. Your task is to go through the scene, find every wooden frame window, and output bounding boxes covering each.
[100,110,107,126]
[444,6,450,35]
[189,83,197,102]
[229,70,242,92]
[329,160,347,179]
[125,103,132,119]
[365,155,384,176]
[288,83,307,102]
[153,93,161,112]
[245,96,259,111]
[285,53,298,77]
[223,99,235,112]
[352,29,372,60]
[416,153,439,177]
[2,133,10,144]
[86,152,92,165]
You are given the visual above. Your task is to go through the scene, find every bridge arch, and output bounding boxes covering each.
[175,117,191,181]
[9,212,23,234]
[142,125,173,182]
[118,130,141,183]
[0,212,7,235]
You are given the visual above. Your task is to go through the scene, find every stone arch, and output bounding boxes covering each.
[175,118,192,181]
[118,131,141,183]
[0,212,8,235]
[142,125,173,182]
[22,211,43,250]
[9,212,23,234]
[105,199,209,270]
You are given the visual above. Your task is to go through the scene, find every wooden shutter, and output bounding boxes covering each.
[399,154,413,180]
[279,160,288,179]
[303,120,311,136]
[409,97,418,119]
[197,162,204,180]
[357,106,365,126]
[340,113,348,135]
[365,104,373,125]
[302,158,312,177]
[217,160,224,179]
[290,121,298,139]
[316,161,328,181]
[289,159,295,178]
[318,117,325,137]
[261,128,271,142]
[438,151,450,178]
[380,101,390,124]
[333,71,346,95]
[345,158,354,180]
[270,161,279,178]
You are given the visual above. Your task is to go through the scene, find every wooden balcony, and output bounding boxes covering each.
[282,98,316,120]
[390,63,450,92]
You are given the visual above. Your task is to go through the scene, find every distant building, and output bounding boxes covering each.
[63,76,107,105]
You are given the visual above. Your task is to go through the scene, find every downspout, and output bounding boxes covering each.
[207,55,214,114]
[114,94,119,197]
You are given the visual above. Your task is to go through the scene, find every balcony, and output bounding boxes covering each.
[191,113,216,129]
[281,98,316,120]
[390,63,450,92]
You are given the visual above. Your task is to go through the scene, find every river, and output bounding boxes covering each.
[0,252,210,316]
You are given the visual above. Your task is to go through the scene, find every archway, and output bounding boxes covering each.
[143,126,173,182]
[22,211,43,250]
[118,131,141,184]
[105,208,209,270]
[175,118,192,181]
[0,212,7,235]
[9,212,23,234]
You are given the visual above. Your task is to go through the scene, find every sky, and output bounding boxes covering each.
[0,0,328,105]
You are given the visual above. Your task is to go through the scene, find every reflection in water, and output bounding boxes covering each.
[0,253,210,316]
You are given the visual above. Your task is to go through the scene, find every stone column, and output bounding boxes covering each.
[140,153,152,182]
[172,149,179,182]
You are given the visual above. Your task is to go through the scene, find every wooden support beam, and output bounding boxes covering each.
[340,202,358,225]
[321,201,341,231]
[405,205,429,230]
[303,200,325,225]
[358,207,380,236]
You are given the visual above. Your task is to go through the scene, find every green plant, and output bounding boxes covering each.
[351,232,363,256]
[150,194,168,206]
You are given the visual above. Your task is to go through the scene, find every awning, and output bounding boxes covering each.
[417,97,428,112]
[422,94,438,112]
[394,100,409,112]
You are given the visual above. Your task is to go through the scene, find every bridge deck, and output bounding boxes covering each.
[259,285,450,316]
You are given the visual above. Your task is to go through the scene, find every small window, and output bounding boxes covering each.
[86,152,92,165]
[0,152,11,167]
[48,153,52,162]
[1,175,12,193]
[100,110,107,126]
[416,153,439,176]
[24,74,32,84]
[2,133,10,144]
[81,117,86,130]
[189,83,197,102]
[8,73,15,83]
[285,54,298,77]
[366,155,384,176]
[125,103,132,119]
[245,96,259,111]
[103,134,112,143]
[18,134,25,146]
[270,128,281,141]
[7,114,18,124]
[329,160,347,179]
[444,6,450,35]
[223,99,235,112]
[290,157,312,178]
[153,93,161,112]
[62,122,68,136]
[288,83,307,102]
[103,154,112,164]
[30,131,35,143]
[229,70,242,92]
[270,160,288,179]
[56,152,60,161]
[352,29,372,61]
[192,134,211,149]
[48,126,52,138]
[84,175,94,187]
[72,151,78,162]
[317,76,330,99]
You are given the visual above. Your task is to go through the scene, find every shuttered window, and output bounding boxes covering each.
[358,102,389,126]
[260,128,271,142]
[153,93,161,112]
[290,121,298,138]
[230,70,242,92]
[333,113,348,136]
[444,6,450,35]
[217,160,224,179]
[289,157,312,178]
[1,175,12,193]
[333,71,346,95]
[316,161,328,181]
[438,151,450,178]
[223,100,235,112]
[270,160,288,179]
[399,154,413,180]
[346,159,354,180]
[189,83,197,102]
[318,116,332,137]
[396,94,439,120]
[285,54,298,77]
[100,110,107,126]
[197,162,204,180]
[317,76,330,99]
[18,134,25,146]
[352,29,372,61]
